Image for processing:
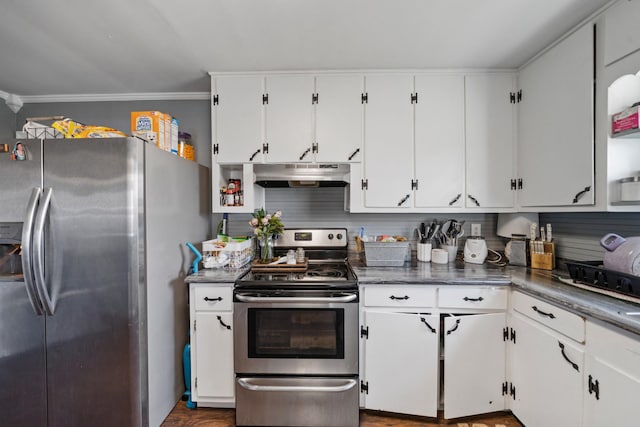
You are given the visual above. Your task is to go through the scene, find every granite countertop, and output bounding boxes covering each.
[184,258,640,335]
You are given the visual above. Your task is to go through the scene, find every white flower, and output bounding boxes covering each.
[249,218,258,227]
[274,211,282,218]
[261,217,269,225]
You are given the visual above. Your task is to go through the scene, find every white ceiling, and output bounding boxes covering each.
[0,0,612,98]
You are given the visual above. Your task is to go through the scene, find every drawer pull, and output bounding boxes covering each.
[389,295,409,300]
[588,375,600,400]
[204,296,223,302]
[531,305,555,319]
[419,317,436,333]
[463,296,484,302]
[217,315,231,330]
[446,319,461,335]
[558,341,579,372]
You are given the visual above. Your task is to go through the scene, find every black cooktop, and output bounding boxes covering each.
[236,262,358,289]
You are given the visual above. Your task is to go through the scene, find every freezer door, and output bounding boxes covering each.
[0,141,47,426]
[0,140,42,221]
[41,138,144,427]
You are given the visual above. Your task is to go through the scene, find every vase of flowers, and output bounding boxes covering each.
[249,208,284,263]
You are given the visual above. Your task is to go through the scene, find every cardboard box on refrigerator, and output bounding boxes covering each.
[131,111,166,150]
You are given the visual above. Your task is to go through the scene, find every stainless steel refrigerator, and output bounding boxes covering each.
[0,137,210,426]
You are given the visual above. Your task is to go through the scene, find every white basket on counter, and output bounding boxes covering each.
[363,236,410,267]
[202,237,254,269]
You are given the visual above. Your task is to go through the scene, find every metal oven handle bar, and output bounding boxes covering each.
[237,378,357,393]
[234,293,358,303]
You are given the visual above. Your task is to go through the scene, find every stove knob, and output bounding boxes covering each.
[337,233,343,240]
[328,233,334,240]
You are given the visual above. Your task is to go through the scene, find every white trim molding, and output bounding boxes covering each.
[20,91,211,103]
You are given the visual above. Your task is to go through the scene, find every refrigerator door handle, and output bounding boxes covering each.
[21,187,44,315]
[33,187,55,315]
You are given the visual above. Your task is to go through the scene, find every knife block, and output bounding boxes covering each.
[530,241,555,270]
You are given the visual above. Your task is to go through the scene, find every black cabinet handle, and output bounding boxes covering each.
[249,149,261,161]
[531,305,555,319]
[420,317,436,333]
[588,375,600,400]
[446,319,461,335]
[397,194,410,206]
[299,148,311,160]
[448,193,461,206]
[467,194,480,207]
[572,186,592,204]
[558,341,579,372]
[217,315,231,330]
[204,296,223,302]
[389,295,409,300]
[463,296,484,302]
[348,148,360,160]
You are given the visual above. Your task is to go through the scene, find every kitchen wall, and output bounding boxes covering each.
[15,100,211,167]
[9,100,640,264]
[0,103,16,138]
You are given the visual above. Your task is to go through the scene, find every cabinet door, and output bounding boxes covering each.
[510,315,583,427]
[363,74,414,208]
[363,310,439,417]
[213,76,264,163]
[265,75,315,163]
[444,313,506,419]
[517,24,594,207]
[465,74,515,209]
[193,312,235,400]
[603,0,640,66]
[584,355,640,426]
[414,74,465,208]
[315,75,364,162]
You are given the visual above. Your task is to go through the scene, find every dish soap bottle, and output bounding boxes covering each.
[216,213,228,242]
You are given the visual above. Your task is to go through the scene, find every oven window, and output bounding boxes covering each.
[247,308,345,359]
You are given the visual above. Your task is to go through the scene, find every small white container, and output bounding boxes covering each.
[417,243,432,262]
[620,176,640,202]
[431,248,448,264]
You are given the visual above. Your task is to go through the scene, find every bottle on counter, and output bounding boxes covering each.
[217,213,228,242]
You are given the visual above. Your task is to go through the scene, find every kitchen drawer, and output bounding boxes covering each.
[512,291,585,343]
[438,287,507,310]
[364,286,436,308]
[193,285,233,311]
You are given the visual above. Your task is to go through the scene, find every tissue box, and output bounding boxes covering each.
[612,105,640,135]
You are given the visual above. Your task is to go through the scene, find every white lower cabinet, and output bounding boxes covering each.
[360,285,508,419]
[443,312,507,419]
[189,283,235,407]
[362,310,439,416]
[509,313,584,427]
[583,320,640,426]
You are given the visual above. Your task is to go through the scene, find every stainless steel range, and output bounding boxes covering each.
[234,228,359,427]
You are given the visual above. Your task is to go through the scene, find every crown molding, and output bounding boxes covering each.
[20,92,211,103]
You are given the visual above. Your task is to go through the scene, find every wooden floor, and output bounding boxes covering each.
[162,401,524,427]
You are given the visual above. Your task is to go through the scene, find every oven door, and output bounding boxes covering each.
[233,290,358,375]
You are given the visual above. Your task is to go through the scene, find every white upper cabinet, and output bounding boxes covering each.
[603,0,640,66]
[362,74,415,208]
[264,75,315,163]
[315,75,364,163]
[465,73,516,209]
[517,23,594,208]
[414,74,466,209]
[212,75,264,163]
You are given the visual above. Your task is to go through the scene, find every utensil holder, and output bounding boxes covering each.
[530,241,555,270]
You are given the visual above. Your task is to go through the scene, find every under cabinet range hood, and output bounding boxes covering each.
[254,164,350,188]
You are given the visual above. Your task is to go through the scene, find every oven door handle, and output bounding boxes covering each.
[237,378,358,393]
[234,293,358,303]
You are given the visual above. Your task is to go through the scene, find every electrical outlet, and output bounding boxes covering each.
[471,223,481,236]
